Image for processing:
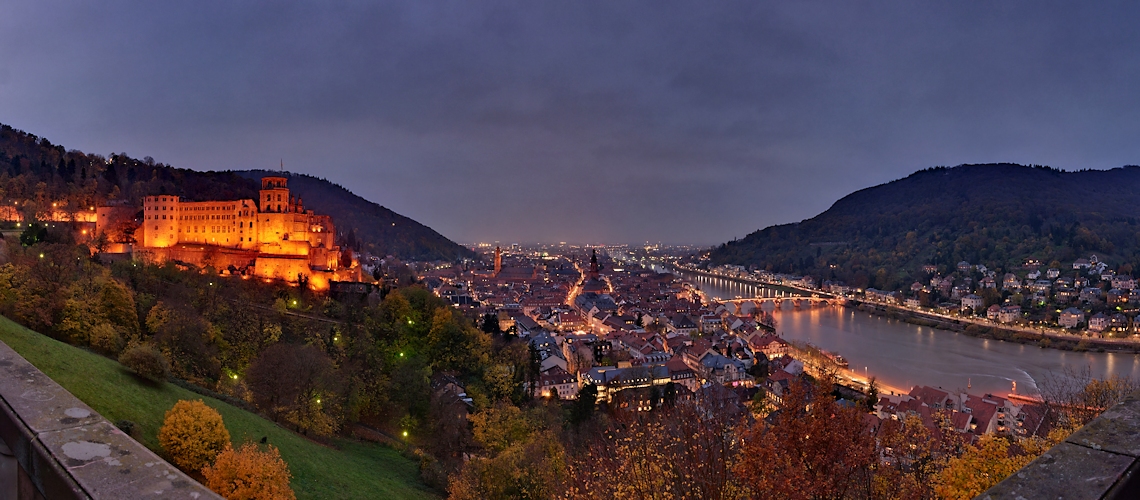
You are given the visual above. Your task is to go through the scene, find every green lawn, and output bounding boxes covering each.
[0,315,439,500]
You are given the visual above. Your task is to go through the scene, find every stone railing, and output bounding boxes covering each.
[0,340,220,499]
[980,391,1140,499]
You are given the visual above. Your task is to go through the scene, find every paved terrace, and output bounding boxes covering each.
[981,390,1140,499]
[0,340,220,499]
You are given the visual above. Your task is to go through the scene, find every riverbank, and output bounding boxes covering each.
[852,301,1140,355]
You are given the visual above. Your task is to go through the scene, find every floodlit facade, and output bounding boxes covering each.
[138,176,356,288]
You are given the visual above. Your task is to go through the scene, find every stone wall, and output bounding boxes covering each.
[0,340,220,499]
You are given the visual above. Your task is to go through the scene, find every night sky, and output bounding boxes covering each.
[3,2,1139,245]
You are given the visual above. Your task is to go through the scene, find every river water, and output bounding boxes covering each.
[675,269,1140,397]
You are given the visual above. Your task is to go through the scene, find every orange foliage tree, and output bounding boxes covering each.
[158,400,231,472]
[733,380,877,500]
[202,443,295,500]
[566,385,748,499]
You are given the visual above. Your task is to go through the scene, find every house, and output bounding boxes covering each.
[538,366,580,400]
[699,352,750,385]
[961,294,984,312]
[980,276,996,289]
[1108,289,1128,306]
[908,386,958,412]
[1110,313,1130,332]
[986,304,1001,321]
[1003,274,1021,291]
[749,335,790,359]
[515,315,543,338]
[1080,287,1103,303]
[957,261,972,273]
[1046,268,1060,279]
[906,298,921,308]
[1074,258,1092,269]
[1089,313,1108,333]
[1112,276,1136,290]
[667,314,698,337]
[1060,308,1085,329]
[665,357,700,393]
[998,304,1022,324]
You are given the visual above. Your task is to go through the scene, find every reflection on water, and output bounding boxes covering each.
[674,269,1140,397]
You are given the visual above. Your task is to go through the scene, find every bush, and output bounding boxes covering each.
[202,443,295,500]
[90,323,124,355]
[116,419,135,436]
[158,400,231,472]
[118,343,170,382]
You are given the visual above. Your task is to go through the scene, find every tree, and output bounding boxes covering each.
[246,343,341,436]
[569,384,597,426]
[158,400,231,472]
[566,387,747,499]
[933,435,1033,500]
[448,432,567,500]
[481,313,500,334]
[202,443,295,500]
[734,381,877,500]
[864,377,879,412]
[118,342,170,382]
[470,402,537,453]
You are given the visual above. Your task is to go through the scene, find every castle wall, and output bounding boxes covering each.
[136,176,354,288]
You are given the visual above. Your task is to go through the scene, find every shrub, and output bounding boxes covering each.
[90,323,124,355]
[158,400,231,472]
[119,342,170,381]
[202,443,295,500]
[115,419,136,436]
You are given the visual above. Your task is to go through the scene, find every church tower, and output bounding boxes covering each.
[589,249,599,278]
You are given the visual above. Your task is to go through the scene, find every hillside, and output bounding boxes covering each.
[709,164,1140,290]
[235,170,473,261]
[0,123,472,261]
[0,315,438,500]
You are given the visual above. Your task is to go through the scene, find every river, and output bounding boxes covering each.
[675,268,1140,397]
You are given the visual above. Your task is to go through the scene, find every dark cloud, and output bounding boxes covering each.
[2,1,1139,245]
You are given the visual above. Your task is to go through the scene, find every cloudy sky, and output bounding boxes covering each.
[2,2,1139,245]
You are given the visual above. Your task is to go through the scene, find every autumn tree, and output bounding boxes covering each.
[933,435,1034,500]
[158,400,231,472]
[246,343,342,436]
[118,342,170,381]
[202,443,295,500]
[566,386,748,500]
[872,412,963,500]
[448,433,567,500]
[733,380,876,500]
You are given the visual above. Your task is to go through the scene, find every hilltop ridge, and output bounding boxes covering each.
[0,123,471,261]
[709,163,1140,289]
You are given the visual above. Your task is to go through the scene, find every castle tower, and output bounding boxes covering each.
[260,176,290,213]
[494,246,502,276]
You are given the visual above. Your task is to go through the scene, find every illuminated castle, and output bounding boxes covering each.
[139,176,357,288]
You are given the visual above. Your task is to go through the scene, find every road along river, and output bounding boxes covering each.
[677,270,1140,397]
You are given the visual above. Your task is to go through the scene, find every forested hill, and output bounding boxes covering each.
[0,123,472,261]
[709,164,1140,290]
[235,170,474,261]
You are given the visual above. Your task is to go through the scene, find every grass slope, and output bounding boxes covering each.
[0,315,438,500]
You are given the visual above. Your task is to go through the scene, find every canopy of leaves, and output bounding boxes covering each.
[202,443,296,500]
[158,399,231,472]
